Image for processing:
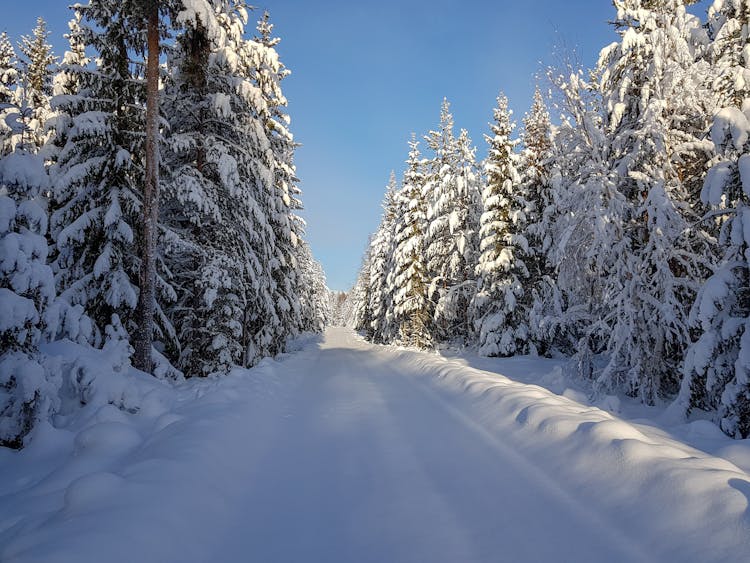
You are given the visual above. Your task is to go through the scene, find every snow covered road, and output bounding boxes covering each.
[2,327,749,562]
[213,333,646,563]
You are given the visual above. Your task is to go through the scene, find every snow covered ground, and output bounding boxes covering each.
[1,327,749,562]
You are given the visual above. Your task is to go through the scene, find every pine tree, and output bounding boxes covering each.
[0,149,55,448]
[368,172,399,343]
[0,32,19,155]
[350,245,374,336]
[679,0,750,437]
[517,87,556,354]
[46,12,89,189]
[253,10,309,353]
[50,2,176,357]
[132,0,162,374]
[164,2,300,373]
[594,0,713,403]
[0,146,92,448]
[472,93,531,356]
[18,18,57,106]
[17,17,58,151]
[0,32,17,105]
[391,137,432,348]
[297,242,331,333]
[423,99,481,342]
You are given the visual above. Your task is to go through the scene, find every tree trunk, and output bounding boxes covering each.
[133,0,159,374]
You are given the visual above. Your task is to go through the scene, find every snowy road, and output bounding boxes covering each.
[2,327,749,562]
[214,329,646,563]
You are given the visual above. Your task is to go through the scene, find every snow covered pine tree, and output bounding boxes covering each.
[50,1,174,355]
[423,99,481,344]
[593,0,712,403]
[471,93,531,357]
[163,1,322,373]
[390,137,432,348]
[680,0,750,437]
[0,144,91,448]
[16,17,58,153]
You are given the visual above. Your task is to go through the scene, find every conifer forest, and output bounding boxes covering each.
[1,2,750,562]
[347,0,750,439]
[1,1,329,448]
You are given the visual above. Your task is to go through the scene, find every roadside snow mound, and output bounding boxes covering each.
[393,349,750,562]
[0,339,298,563]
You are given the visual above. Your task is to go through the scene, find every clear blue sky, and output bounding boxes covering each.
[4,0,712,291]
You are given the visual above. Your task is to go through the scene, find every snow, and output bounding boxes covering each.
[0,196,15,232]
[0,287,38,332]
[176,0,224,44]
[212,92,231,118]
[1,328,749,562]
[710,107,749,151]
[0,152,48,196]
[703,160,732,205]
[739,153,750,197]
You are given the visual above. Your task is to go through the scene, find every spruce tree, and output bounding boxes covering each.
[17,17,58,151]
[297,241,331,333]
[164,2,300,373]
[350,245,374,336]
[472,93,531,356]
[52,12,87,99]
[517,87,556,354]
[705,0,749,110]
[162,5,225,374]
[50,2,176,356]
[0,149,55,448]
[519,88,554,263]
[594,0,712,403]
[391,137,432,348]
[0,32,17,105]
[679,0,750,437]
[0,32,19,155]
[368,172,399,343]
[0,146,92,448]
[47,12,89,191]
[253,10,308,353]
[450,127,483,329]
[229,11,299,366]
[164,2,231,373]
[423,99,481,342]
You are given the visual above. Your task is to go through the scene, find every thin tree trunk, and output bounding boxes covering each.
[134,0,159,373]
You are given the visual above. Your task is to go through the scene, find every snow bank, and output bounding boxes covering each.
[0,339,302,563]
[394,349,750,562]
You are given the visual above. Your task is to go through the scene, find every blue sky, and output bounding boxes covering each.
[4,0,712,290]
